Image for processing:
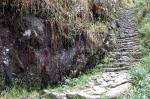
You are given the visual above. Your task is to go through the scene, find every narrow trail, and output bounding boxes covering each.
[48,8,141,99]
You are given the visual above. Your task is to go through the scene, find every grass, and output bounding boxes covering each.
[0,77,41,99]
[87,21,108,33]
[0,87,39,99]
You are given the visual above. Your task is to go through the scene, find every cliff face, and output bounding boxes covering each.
[0,0,114,87]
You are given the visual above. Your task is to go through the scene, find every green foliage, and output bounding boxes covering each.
[138,21,150,38]
[139,22,150,49]
[0,79,40,99]
[0,86,40,99]
[136,0,150,22]
[131,55,150,84]
[136,0,150,49]
[87,22,108,33]
[122,55,150,99]
[103,53,111,64]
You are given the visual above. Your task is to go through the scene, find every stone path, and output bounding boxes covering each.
[45,8,141,99]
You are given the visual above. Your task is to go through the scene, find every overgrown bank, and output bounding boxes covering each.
[0,0,115,88]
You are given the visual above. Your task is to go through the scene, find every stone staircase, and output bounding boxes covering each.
[43,8,141,99]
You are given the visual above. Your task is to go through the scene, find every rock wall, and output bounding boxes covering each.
[0,0,114,87]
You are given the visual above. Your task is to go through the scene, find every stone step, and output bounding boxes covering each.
[118,40,140,44]
[118,40,140,43]
[110,56,128,59]
[108,62,130,68]
[119,46,141,49]
[105,66,130,72]
[110,58,142,63]
[126,27,138,29]
[123,31,138,34]
[114,50,140,53]
[121,43,140,46]
[114,47,139,52]
[122,26,138,30]
[119,36,140,39]
[111,53,142,60]
[120,29,139,35]
[128,19,136,22]
[114,48,141,51]
[121,45,140,47]
[110,51,141,55]
[119,45,141,48]
[118,35,139,39]
[119,33,139,36]
[110,59,132,63]
[111,54,143,61]
[119,43,140,46]
[118,43,140,46]
[120,20,136,28]
[120,28,131,32]
[118,48,141,51]
[119,36,139,39]
[110,52,142,58]
[111,53,142,59]
[119,38,140,41]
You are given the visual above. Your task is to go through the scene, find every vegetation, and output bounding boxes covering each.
[122,55,150,99]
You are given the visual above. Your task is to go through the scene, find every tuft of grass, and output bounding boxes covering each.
[136,0,150,49]
[136,0,150,22]
[87,22,108,33]
[0,87,39,99]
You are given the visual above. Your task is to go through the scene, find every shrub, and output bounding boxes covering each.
[122,54,150,99]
